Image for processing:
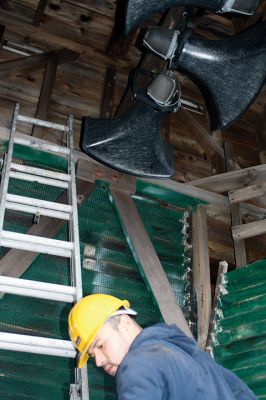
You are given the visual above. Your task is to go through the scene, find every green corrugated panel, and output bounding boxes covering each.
[0,144,195,399]
[212,260,266,398]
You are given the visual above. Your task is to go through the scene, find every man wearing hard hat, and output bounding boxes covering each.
[68,293,256,399]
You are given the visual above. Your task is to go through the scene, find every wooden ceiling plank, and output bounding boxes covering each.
[33,0,48,27]
[0,49,79,80]
[192,206,211,350]
[109,186,193,338]
[31,58,58,138]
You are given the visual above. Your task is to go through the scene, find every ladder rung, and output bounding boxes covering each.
[14,136,70,156]
[0,230,73,257]
[2,230,73,249]
[0,238,72,257]
[0,276,75,302]
[11,163,70,182]
[10,171,69,189]
[6,194,72,213]
[6,193,72,211]
[0,332,76,358]
[6,202,70,220]
[17,115,68,132]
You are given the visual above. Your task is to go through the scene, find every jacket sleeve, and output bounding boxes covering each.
[116,345,169,400]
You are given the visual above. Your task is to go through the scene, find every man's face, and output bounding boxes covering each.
[88,316,131,376]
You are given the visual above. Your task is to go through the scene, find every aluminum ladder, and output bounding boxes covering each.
[0,103,89,400]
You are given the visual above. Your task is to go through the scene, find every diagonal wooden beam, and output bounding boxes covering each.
[108,186,193,338]
[0,49,79,80]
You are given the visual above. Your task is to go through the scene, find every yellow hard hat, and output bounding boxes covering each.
[68,293,135,368]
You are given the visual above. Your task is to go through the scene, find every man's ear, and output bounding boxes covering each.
[119,314,132,332]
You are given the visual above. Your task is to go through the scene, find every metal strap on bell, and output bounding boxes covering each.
[143,22,266,129]
[124,0,259,35]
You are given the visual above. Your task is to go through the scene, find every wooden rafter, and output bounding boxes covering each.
[0,49,79,80]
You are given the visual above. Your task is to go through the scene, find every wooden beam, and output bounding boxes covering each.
[224,140,247,268]
[0,179,94,280]
[178,108,225,160]
[0,49,79,80]
[230,203,247,267]
[100,64,116,118]
[190,164,266,193]
[31,58,58,138]
[192,206,211,350]
[232,219,266,241]
[229,182,266,204]
[109,186,193,338]
[0,24,5,43]
[33,0,48,26]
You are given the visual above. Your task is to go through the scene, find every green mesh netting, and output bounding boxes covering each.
[0,143,195,400]
[211,260,266,399]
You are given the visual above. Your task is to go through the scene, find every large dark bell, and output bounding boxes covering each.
[80,102,174,178]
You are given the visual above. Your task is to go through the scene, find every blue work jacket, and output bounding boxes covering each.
[116,323,256,400]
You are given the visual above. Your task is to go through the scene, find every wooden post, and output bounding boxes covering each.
[192,206,212,349]
[31,58,58,138]
[33,0,48,26]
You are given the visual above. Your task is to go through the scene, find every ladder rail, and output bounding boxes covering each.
[0,103,20,240]
[0,104,89,400]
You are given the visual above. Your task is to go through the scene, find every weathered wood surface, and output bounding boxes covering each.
[0,0,265,271]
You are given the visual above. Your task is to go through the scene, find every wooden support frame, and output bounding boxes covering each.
[108,186,193,338]
[192,206,211,349]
